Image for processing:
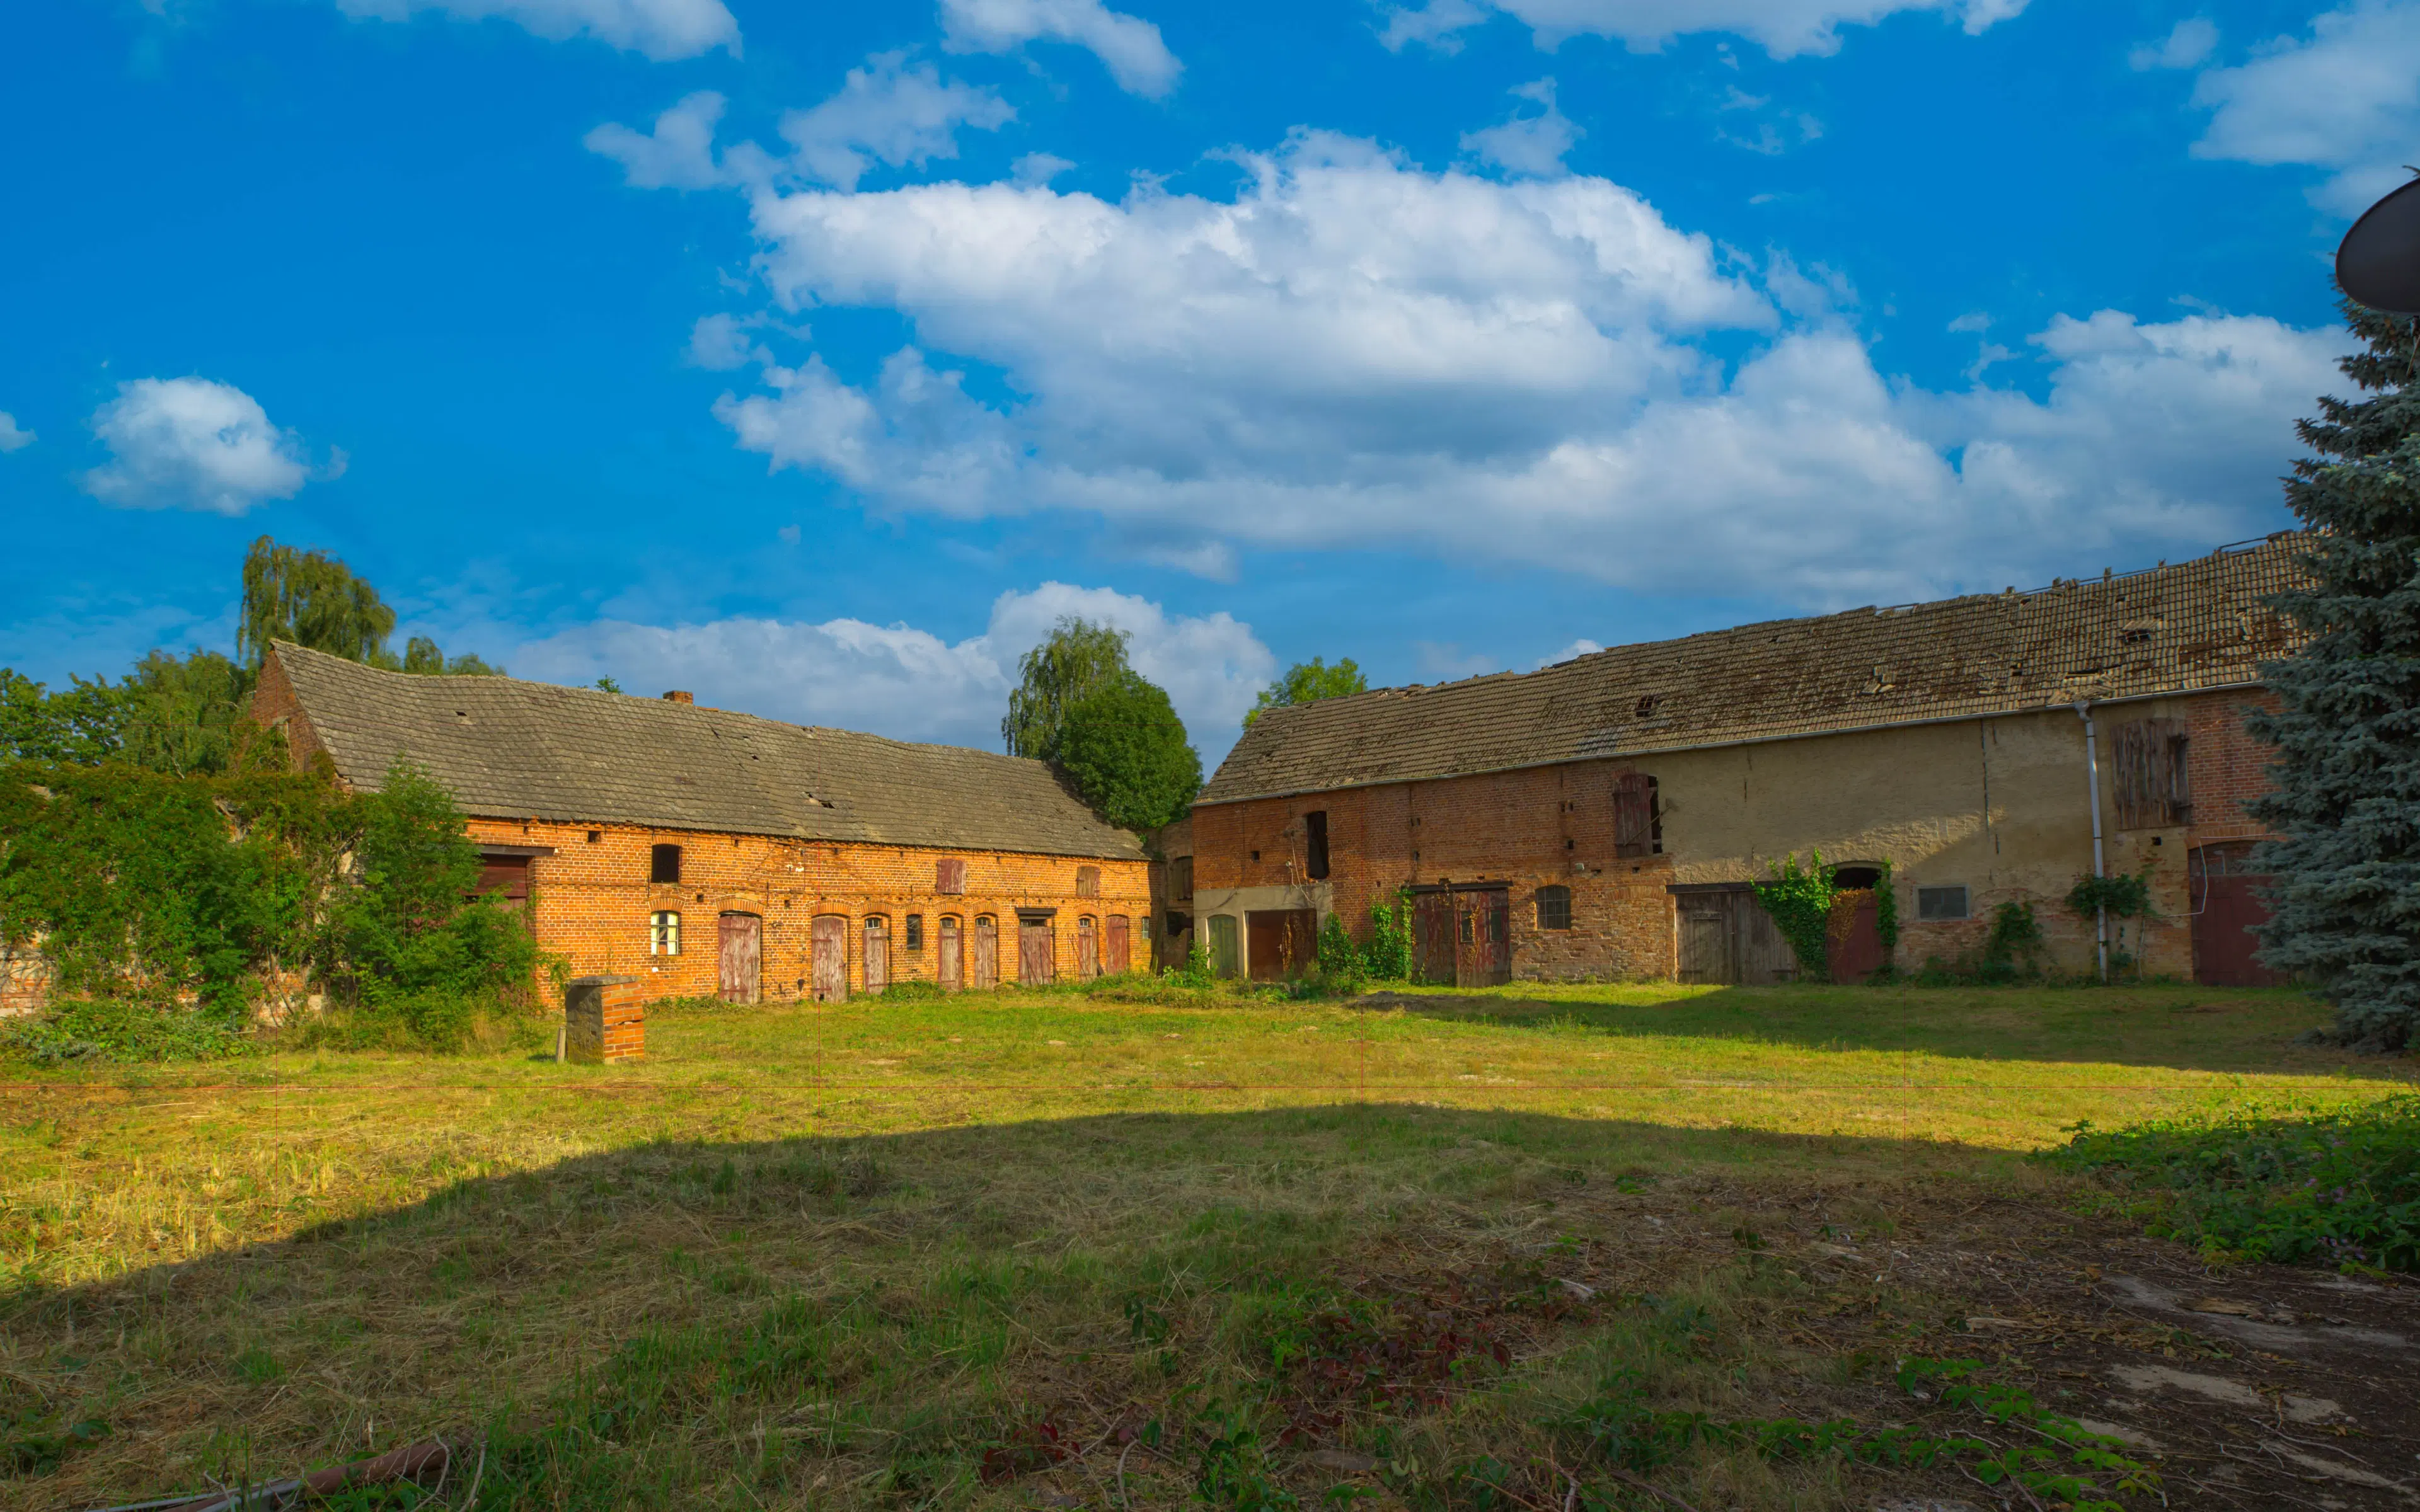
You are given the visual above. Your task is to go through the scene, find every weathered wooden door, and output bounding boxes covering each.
[1411,891,1457,985]
[1824,889,1885,983]
[1677,894,1731,984]
[1208,914,1239,978]
[2192,847,2283,986]
[1018,918,1054,986]
[1674,888,1799,985]
[863,916,889,994]
[1076,916,1099,978]
[717,913,762,1004]
[938,916,963,990]
[1105,914,1130,974]
[1247,908,1316,980]
[971,916,998,989]
[1454,888,1511,987]
[810,915,847,1002]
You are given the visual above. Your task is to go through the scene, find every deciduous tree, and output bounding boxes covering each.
[1244,656,1368,727]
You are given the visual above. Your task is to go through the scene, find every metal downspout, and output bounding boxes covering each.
[2075,700,2108,982]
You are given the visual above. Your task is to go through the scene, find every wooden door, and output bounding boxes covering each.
[1208,915,1239,978]
[938,916,963,990]
[1018,919,1054,986]
[1677,893,1732,983]
[863,916,889,994]
[1246,908,1316,980]
[1676,888,1801,985]
[717,913,762,1004]
[1105,915,1130,974]
[1824,889,1885,983]
[2192,850,2283,986]
[1411,891,1457,985]
[1457,888,1511,987]
[810,915,847,1002]
[1077,916,1099,978]
[972,916,998,989]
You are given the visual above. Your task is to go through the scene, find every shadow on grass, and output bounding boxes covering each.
[1348,981,2401,1079]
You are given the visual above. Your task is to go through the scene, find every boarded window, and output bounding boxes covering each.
[905,914,924,951]
[1536,885,1572,930]
[1614,774,1661,857]
[650,910,681,956]
[1305,811,1330,879]
[2112,719,2191,829]
[650,843,683,884]
[936,857,967,895]
[1076,865,1100,898]
[1916,886,1970,921]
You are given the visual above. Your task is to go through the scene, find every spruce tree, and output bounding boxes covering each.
[2248,300,2420,1050]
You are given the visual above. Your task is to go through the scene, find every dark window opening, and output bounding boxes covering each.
[1170,855,1194,901]
[1536,885,1572,930]
[1916,886,1971,921]
[1250,849,1260,863]
[906,914,925,950]
[1166,910,1191,937]
[1613,773,1661,858]
[650,843,682,883]
[1305,810,1330,879]
[1634,695,1661,718]
[1833,866,1881,890]
[585,830,602,844]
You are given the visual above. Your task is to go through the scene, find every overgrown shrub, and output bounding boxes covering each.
[1916,902,2048,985]
[1314,912,1363,992]
[0,997,257,1064]
[1361,889,1412,981]
[2046,1095,2420,1271]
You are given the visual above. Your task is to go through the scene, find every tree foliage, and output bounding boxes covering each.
[1001,617,1132,759]
[1051,674,1202,832]
[2247,299,2420,1049]
[1244,656,1368,728]
[238,534,399,670]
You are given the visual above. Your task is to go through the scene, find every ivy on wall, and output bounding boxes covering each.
[1754,850,1838,980]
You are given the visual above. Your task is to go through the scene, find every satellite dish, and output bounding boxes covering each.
[2337,175,2420,314]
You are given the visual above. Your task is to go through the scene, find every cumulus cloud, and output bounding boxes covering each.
[1461,78,1582,177]
[2186,0,2420,214]
[585,91,733,190]
[940,0,1182,97]
[1380,0,2026,60]
[0,413,32,453]
[780,53,1015,191]
[640,118,2339,605]
[333,0,737,59]
[506,582,1275,760]
[80,377,335,516]
[2129,15,2216,70]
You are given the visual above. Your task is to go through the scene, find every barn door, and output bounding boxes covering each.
[1018,918,1054,986]
[717,913,763,1004]
[1676,893,1732,983]
[810,915,847,1002]
[863,916,889,994]
[1411,891,1457,985]
[2192,846,2283,987]
[972,916,998,989]
[1824,890,1884,983]
[938,916,964,990]
[1246,909,1316,980]
[1456,888,1510,987]
[1105,915,1131,974]
[1077,916,1099,978]
[1208,915,1239,978]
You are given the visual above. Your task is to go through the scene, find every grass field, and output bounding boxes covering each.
[1,979,2411,1511]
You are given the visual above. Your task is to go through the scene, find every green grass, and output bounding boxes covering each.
[0,978,2407,1511]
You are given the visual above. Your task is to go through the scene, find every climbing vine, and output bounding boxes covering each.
[1753,850,1837,979]
[2067,867,2157,922]
[1873,858,1899,957]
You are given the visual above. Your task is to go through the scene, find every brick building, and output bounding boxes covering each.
[1190,537,2307,987]
[252,644,1151,1001]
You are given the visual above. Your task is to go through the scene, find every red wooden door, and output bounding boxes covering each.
[1411,891,1456,984]
[1105,915,1130,974]
[1077,916,1099,978]
[1018,919,1054,986]
[972,917,998,989]
[810,915,847,1002]
[717,913,762,1004]
[863,916,889,993]
[1455,888,1509,987]
[938,916,963,990]
[2195,873,2284,987]
[1825,889,1885,983]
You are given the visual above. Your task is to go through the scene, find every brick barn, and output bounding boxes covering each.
[1186,537,2307,987]
[251,644,1151,1001]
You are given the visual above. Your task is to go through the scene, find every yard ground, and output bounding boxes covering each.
[2,980,2415,1511]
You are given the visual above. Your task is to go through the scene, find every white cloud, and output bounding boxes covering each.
[1460,77,1583,178]
[585,91,733,190]
[687,313,766,370]
[2187,0,2420,214]
[644,120,2339,605]
[940,0,1182,97]
[80,378,333,516]
[2129,15,2216,70]
[0,413,32,453]
[1538,638,1603,667]
[505,582,1274,760]
[1380,0,2025,60]
[333,0,737,59]
[780,53,1014,192]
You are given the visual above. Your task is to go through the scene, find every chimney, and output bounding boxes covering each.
[662,690,694,704]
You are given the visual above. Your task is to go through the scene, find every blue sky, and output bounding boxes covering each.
[4,0,2411,764]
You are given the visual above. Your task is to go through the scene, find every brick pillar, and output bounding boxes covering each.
[565,974,644,1064]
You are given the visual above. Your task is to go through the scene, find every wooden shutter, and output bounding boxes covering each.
[2112,719,2189,828]
[1614,773,1659,857]
[936,858,967,895]
[1076,865,1100,898]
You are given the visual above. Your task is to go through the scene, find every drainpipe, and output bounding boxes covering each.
[2073,700,2108,983]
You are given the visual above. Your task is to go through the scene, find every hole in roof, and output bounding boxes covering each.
[1634,696,1661,718]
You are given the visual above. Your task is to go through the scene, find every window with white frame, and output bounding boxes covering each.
[650,910,682,955]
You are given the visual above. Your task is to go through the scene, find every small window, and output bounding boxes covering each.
[1305,810,1330,879]
[650,910,681,955]
[1076,865,1100,898]
[936,857,967,895]
[585,830,601,844]
[1916,886,1971,922]
[1614,774,1661,858]
[650,843,682,884]
[1536,885,1571,930]
[906,914,925,950]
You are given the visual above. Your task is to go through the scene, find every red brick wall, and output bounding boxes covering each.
[2185,689,2283,846]
[1193,761,1677,980]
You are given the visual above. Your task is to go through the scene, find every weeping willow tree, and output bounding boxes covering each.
[237,536,398,670]
[1001,617,1134,759]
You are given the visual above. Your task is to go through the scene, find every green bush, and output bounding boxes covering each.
[1753,850,1836,978]
[1361,889,1412,981]
[1313,912,1363,992]
[2044,1096,2420,1271]
[0,997,257,1064]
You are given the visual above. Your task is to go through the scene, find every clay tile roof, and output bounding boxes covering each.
[268,643,1144,860]
[1200,534,2311,806]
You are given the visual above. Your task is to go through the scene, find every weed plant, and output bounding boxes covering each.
[0,996,256,1064]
